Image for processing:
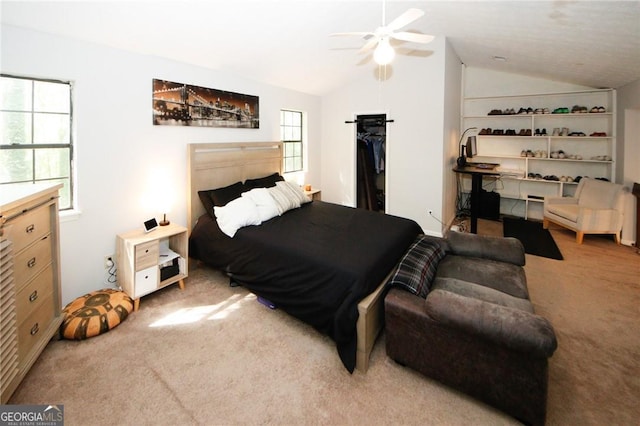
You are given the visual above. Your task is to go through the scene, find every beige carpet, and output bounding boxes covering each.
[9,219,640,425]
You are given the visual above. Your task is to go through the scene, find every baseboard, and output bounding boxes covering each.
[621,238,636,247]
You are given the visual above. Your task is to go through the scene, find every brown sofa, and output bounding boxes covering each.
[384,232,557,425]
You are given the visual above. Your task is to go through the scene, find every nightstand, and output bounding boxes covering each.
[116,223,188,311]
[304,189,321,201]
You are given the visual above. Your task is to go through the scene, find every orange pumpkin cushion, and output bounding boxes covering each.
[60,289,133,340]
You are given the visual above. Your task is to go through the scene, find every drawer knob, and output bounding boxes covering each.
[29,290,38,302]
[30,322,40,335]
[26,224,35,233]
[27,257,37,268]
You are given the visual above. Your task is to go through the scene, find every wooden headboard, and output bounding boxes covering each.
[187,142,283,232]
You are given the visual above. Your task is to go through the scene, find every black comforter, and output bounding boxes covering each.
[189,200,422,372]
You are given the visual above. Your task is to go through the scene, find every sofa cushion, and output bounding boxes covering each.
[547,203,579,222]
[436,255,529,299]
[432,277,534,313]
[387,235,446,298]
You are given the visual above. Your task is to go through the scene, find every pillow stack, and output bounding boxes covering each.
[208,175,311,237]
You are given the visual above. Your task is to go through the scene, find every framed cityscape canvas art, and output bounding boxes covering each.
[152,79,259,128]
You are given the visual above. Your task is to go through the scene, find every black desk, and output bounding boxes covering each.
[453,165,501,233]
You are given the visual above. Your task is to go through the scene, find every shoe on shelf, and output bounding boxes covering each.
[598,106,606,113]
[589,106,599,113]
[488,109,502,115]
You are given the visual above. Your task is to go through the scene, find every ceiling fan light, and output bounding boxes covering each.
[374,38,395,65]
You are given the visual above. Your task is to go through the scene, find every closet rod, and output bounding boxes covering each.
[344,119,394,124]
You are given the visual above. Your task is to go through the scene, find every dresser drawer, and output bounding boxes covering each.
[134,266,158,297]
[135,240,158,271]
[5,204,51,252]
[18,292,54,360]
[16,264,54,326]
[13,235,52,291]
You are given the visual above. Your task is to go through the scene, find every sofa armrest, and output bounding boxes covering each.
[446,231,525,266]
[425,289,557,357]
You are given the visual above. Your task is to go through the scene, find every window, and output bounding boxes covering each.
[1,75,73,210]
[280,110,303,173]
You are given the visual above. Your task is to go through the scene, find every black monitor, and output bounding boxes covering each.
[465,136,477,158]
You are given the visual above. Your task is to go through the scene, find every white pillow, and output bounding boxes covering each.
[268,184,300,215]
[214,196,262,237]
[241,188,280,222]
[276,181,312,205]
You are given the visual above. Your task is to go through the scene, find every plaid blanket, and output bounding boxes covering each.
[387,235,445,298]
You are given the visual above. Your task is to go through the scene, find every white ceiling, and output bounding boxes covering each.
[2,0,639,96]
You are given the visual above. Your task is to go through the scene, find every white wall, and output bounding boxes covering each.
[441,41,462,232]
[1,25,321,304]
[320,37,461,235]
[616,79,640,246]
[617,78,640,187]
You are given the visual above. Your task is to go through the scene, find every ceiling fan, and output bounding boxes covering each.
[331,2,435,65]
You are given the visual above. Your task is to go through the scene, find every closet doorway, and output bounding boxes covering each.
[356,114,386,212]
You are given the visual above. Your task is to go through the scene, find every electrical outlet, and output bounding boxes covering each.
[104,255,114,269]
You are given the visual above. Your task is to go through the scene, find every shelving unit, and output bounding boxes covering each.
[461,89,616,220]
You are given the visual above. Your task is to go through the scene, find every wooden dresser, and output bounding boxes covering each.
[0,184,63,404]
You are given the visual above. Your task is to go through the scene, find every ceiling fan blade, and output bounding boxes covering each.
[330,32,374,37]
[391,32,435,44]
[359,36,380,53]
[386,8,425,32]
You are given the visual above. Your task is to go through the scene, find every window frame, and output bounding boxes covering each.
[0,74,75,211]
[280,109,303,173]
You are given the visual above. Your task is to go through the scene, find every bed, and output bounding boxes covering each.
[187,142,422,373]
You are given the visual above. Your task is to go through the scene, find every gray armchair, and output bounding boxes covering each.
[543,177,626,244]
[385,232,557,425]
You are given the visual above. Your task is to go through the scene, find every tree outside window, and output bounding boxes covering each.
[1,75,73,210]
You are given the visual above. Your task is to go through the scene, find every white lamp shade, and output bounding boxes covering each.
[373,38,395,65]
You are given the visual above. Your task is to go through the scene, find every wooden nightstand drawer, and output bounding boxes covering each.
[134,266,158,297]
[13,235,52,291]
[135,240,159,271]
[4,204,51,252]
[16,264,54,325]
[18,291,54,360]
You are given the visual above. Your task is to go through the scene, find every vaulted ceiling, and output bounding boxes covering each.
[2,1,639,96]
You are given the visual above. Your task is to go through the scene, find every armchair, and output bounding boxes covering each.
[543,177,626,244]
